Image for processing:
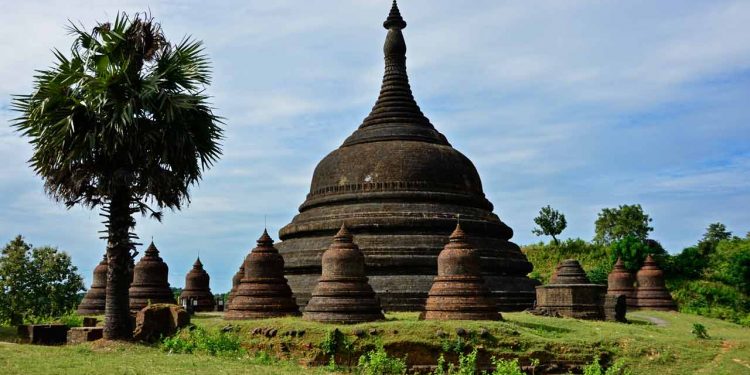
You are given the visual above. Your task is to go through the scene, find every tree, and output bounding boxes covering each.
[532,205,567,245]
[702,223,732,244]
[608,235,667,272]
[594,204,653,245]
[0,236,84,325]
[12,13,222,339]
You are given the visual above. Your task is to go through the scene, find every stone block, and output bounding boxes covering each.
[67,327,103,344]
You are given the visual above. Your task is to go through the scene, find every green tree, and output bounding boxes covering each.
[608,235,666,272]
[0,236,84,324]
[702,222,732,243]
[594,204,653,245]
[12,13,222,339]
[532,205,567,245]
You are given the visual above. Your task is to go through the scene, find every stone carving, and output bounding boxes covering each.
[533,259,608,320]
[423,224,501,320]
[77,254,107,315]
[607,257,636,307]
[179,257,215,312]
[276,0,536,313]
[129,242,175,311]
[225,230,300,319]
[303,224,384,323]
[634,255,677,311]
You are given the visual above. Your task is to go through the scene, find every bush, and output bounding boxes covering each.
[24,310,83,327]
[691,323,709,339]
[608,236,666,273]
[489,357,524,375]
[522,239,609,284]
[357,346,407,375]
[583,359,631,375]
[161,327,242,356]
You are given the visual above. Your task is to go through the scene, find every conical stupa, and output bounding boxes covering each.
[277,0,536,312]
[423,224,501,320]
[226,264,245,309]
[607,257,636,307]
[225,230,300,319]
[129,242,175,311]
[179,257,215,312]
[77,254,108,315]
[635,255,677,311]
[303,224,384,323]
[535,259,607,320]
[550,259,593,285]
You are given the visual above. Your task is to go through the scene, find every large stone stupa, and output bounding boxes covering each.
[277,1,536,311]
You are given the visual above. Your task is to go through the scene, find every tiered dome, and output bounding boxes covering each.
[534,259,607,320]
[77,254,107,315]
[303,224,384,323]
[179,258,215,312]
[226,264,244,309]
[129,242,175,311]
[277,0,536,312]
[550,259,592,285]
[607,257,636,307]
[225,230,300,319]
[423,224,500,321]
[635,255,677,311]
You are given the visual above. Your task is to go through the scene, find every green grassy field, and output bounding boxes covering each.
[0,311,748,374]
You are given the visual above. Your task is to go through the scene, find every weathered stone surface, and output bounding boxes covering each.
[67,327,103,344]
[82,317,98,327]
[276,0,536,313]
[129,242,176,311]
[423,224,501,321]
[132,303,190,342]
[77,254,107,315]
[17,324,69,345]
[303,225,384,324]
[225,230,300,320]
[607,257,636,307]
[179,257,215,312]
[635,255,677,311]
[534,259,607,320]
[603,294,627,322]
[226,264,245,309]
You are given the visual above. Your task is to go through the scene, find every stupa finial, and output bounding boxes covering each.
[145,241,159,256]
[335,223,353,242]
[384,0,407,30]
[257,228,274,246]
[449,222,467,242]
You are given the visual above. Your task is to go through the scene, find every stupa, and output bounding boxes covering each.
[303,224,384,323]
[77,254,108,315]
[277,0,536,312]
[129,242,175,311]
[423,224,501,320]
[634,255,677,311]
[225,230,300,319]
[534,260,607,320]
[607,257,636,307]
[179,258,215,312]
[226,264,245,309]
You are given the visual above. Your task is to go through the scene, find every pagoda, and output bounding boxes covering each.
[129,242,175,311]
[634,255,677,311]
[77,254,108,315]
[179,258,215,312]
[607,257,636,307]
[277,0,536,312]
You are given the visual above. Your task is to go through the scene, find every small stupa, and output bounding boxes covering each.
[77,254,108,315]
[225,230,300,319]
[179,257,215,312]
[634,255,677,311]
[534,259,607,320]
[226,264,245,309]
[423,224,500,320]
[129,242,175,311]
[607,257,636,307]
[303,224,384,323]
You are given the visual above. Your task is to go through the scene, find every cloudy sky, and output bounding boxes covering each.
[1,0,748,290]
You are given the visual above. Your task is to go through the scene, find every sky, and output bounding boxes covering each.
[1,0,749,291]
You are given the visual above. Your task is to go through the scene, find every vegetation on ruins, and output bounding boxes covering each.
[594,204,653,245]
[532,205,567,245]
[0,236,84,325]
[11,12,222,339]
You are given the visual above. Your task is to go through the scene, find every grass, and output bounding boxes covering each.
[0,311,748,374]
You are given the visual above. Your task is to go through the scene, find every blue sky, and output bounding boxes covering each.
[1,0,748,291]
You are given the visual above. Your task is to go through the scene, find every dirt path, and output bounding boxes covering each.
[637,314,669,327]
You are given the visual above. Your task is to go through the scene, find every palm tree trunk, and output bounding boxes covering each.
[103,188,134,340]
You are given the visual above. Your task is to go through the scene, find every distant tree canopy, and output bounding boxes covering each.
[532,205,567,245]
[608,235,667,273]
[0,236,85,325]
[702,222,733,244]
[594,204,653,245]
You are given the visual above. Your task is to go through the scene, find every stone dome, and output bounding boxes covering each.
[129,242,175,311]
[77,254,108,315]
[179,257,215,312]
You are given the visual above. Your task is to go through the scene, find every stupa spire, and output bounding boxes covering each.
[383,0,407,30]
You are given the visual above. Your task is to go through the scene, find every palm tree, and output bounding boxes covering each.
[12,13,223,339]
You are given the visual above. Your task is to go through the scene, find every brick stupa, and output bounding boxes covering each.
[303,224,384,323]
[225,230,300,319]
[179,258,215,312]
[634,255,677,311]
[534,259,607,320]
[77,254,108,315]
[607,257,636,307]
[423,224,500,320]
[226,264,245,309]
[129,242,175,311]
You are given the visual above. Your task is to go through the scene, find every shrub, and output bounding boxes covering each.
[357,346,407,375]
[24,310,83,327]
[161,327,242,356]
[691,323,709,339]
[489,357,524,375]
[583,358,631,375]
